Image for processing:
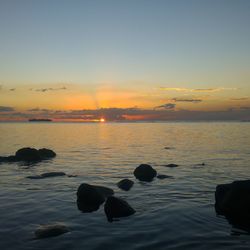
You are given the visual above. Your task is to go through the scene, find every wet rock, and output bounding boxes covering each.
[27,172,66,179]
[104,196,135,222]
[164,164,179,168]
[215,180,250,231]
[0,147,56,164]
[15,147,41,162]
[157,174,173,179]
[77,183,114,213]
[117,179,134,191]
[34,223,69,239]
[133,164,157,182]
[38,148,56,159]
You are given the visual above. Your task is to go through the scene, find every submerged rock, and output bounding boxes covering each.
[35,223,69,239]
[157,174,173,179]
[133,164,157,182]
[27,172,66,179]
[117,179,134,191]
[215,180,250,231]
[104,196,135,222]
[77,183,114,213]
[164,164,179,168]
[0,147,56,163]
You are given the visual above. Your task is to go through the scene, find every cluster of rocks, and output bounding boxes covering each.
[0,147,56,163]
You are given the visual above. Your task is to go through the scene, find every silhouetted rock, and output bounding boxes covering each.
[0,147,56,164]
[77,183,114,213]
[38,148,56,159]
[15,147,41,162]
[117,179,134,191]
[215,180,250,231]
[157,174,173,179]
[104,196,135,222]
[133,164,157,182]
[34,223,69,239]
[164,164,179,168]
[27,172,66,179]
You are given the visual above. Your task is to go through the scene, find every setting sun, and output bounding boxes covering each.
[100,118,105,122]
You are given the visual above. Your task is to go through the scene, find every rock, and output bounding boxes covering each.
[15,147,41,162]
[77,183,114,212]
[0,147,56,164]
[133,164,157,182]
[27,172,66,179]
[38,148,56,159]
[157,174,173,179]
[34,223,69,239]
[164,164,179,168]
[215,180,250,230]
[104,196,135,222]
[117,179,134,191]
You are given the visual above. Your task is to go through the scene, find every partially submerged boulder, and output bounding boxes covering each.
[164,164,179,168]
[77,183,114,213]
[34,223,69,239]
[117,179,134,191]
[27,172,66,179]
[215,180,250,230]
[133,164,157,182]
[157,174,173,179]
[0,147,56,163]
[104,196,135,222]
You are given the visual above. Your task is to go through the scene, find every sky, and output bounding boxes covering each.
[0,0,250,121]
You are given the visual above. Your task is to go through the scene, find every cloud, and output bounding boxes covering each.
[0,106,15,112]
[159,87,237,92]
[32,87,67,92]
[27,108,51,112]
[171,98,202,103]
[240,107,250,110]
[231,98,249,101]
[154,103,176,109]
[9,88,16,91]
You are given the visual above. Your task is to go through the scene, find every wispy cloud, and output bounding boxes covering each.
[0,106,15,112]
[231,97,249,101]
[154,103,176,110]
[171,98,202,103]
[159,87,237,92]
[31,86,67,92]
[27,108,51,112]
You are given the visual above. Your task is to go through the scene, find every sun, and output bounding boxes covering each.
[100,118,105,122]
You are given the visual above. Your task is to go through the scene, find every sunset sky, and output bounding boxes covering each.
[0,0,250,121]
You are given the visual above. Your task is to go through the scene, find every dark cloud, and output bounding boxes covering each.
[27,108,51,112]
[154,103,176,110]
[172,98,202,103]
[0,106,15,112]
[32,87,67,92]
[240,107,250,110]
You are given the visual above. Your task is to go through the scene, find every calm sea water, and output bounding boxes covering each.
[0,122,250,250]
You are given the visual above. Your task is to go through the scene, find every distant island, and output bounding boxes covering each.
[29,119,52,122]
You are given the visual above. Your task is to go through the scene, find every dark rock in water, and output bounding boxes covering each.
[215,180,250,231]
[15,147,41,162]
[27,172,66,179]
[38,148,56,159]
[77,183,114,213]
[35,223,69,239]
[133,164,157,182]
[0,147,56,164]
[164,164,179,168]
[157,174,173,179]
[117,179,134,191]
[164,147,174,150]
[104,196,135,222]
[67,174,78,178]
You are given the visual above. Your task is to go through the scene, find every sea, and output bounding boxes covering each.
[0,122,250,250]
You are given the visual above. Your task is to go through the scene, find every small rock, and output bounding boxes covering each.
[15,147,41,162]
[35,223,69,239]
[157,174,173,179]
[27,172,66,179]
[38,148,56,159]
[117,179,134,191]
[164,164,179,168]
[104,196,135,222]
[133,164,157,182]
